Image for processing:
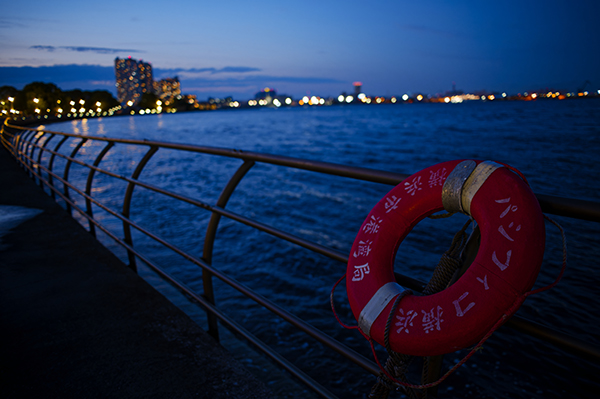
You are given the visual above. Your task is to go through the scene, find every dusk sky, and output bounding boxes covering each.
[1,0,599,100]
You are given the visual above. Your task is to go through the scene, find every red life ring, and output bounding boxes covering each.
[346,160,545,356]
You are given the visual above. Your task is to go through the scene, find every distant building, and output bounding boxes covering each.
[255,87,284,106]
[353,82,362,96]
[154,77,182,105]
[115,57,154,107]
[255,87,276,101]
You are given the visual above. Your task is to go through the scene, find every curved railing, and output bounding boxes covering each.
[2,119,599,398]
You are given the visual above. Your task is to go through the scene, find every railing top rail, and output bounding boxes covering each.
[3,118,599,397]
[5,120,599,223]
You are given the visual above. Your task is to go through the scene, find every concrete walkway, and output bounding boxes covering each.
[0,145,272,398]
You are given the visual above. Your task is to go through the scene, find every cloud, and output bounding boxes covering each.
[30,45,57,52]
[215,66,261,74]
[30,45,144,54]
[156,66,262,78]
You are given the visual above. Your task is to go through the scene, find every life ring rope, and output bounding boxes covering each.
[330,213,566,390]
[347,160,547,356]
[331,160,568,392]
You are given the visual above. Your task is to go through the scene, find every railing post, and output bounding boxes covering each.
[122,145,159,272]
[63,138,88,216]
[1,121,19,157]
[29,132,45,181]
[37,133,55,188]
[202,159,255,341]
[17,130,34,170]
[48,136,69,200]
[85,141,115,238]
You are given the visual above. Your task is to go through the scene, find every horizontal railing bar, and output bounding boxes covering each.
[29,151,600,371]
[9,122,600,222]
[10,125,600,399]
[506,316,600,362]
[133,256,340,399]
[21,139,600,364]
[536,193,600,223]
[12,160,338,398]
[26,156,382,377]
[404,274,600,362]
[7,123,405,184]
[31,143,351,264]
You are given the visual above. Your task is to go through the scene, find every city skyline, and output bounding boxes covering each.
[1,1,599,100]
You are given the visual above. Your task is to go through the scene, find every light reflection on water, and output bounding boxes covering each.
[48,100,600,399]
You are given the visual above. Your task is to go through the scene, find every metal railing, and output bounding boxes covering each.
[2,119,599,398]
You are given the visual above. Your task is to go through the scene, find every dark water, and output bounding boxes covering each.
[47,99,600,398]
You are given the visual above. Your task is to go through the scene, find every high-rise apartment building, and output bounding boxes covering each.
[115,57,154,107]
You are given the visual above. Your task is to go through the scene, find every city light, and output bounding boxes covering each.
[3,72,597,122]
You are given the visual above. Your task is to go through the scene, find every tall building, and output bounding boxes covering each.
[154,77,181,105]
[115,57,154,107]
[353,82,362,96]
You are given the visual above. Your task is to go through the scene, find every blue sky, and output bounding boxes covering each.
[1,1,599,100]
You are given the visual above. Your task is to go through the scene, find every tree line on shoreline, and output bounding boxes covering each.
[0,81,198,119]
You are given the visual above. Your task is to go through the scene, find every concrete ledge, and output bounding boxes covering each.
[0,146,272,398]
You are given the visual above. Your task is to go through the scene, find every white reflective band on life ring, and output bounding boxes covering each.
[441,160,477,213]
[358,282,405,337]
[460,161,502,216]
